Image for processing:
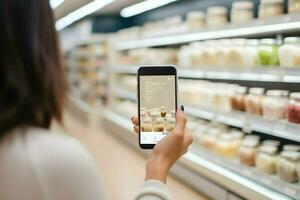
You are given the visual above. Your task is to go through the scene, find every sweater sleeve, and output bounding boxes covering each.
[134,180,171,200]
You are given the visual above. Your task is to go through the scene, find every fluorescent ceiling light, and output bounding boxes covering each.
[120,0,178,18]
[50,0,65,9]
[56,0,115,31]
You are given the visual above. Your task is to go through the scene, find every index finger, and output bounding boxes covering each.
[174,107,187,135]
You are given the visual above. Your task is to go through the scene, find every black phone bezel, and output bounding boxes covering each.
[137,65,178,149]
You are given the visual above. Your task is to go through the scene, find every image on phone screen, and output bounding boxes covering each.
[139,75,176,145]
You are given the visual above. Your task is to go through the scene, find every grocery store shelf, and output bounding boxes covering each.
[185,106,300,143]
[116,14,300,50]
[111,88,300,142]
[102,109,294,200]
[112,65,300,83]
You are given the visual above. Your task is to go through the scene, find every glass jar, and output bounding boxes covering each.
[231,1,254,24]
[206,6,228,27]
[262,90,289,119]
[289,0,300,13]
[283,144,300,152]
[256,145,278,174]
[231,130,245,154]
[257,39,279,66]
[277,151,300,182]
[279,37,300,67]
[225,39,247,67]
[230,86,247,111]
[150,110,160,124]
[243,39,259,68]
[287,92,300,124]
[202,128,221,150]
[238,137,260,166]
[215,134,237,157]
[153,117,165,132]
[141,117,153,132]
[258,0,284,19]
[166,117,175,132]
[262,140,280,147]
[245,87,265,115]
[187,11,206,31]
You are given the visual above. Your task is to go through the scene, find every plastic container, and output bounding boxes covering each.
[287,92,300,124]
[231,1,254,24]
[202,128,221,150]
[230,86,247,111]
[215,134,236,157]
[283,145,300,152]
[256,145,278,174]
[238,138,260,166]
[279,37,300,67]
[257,39,279,66]
[258,0,284,19]
[187,11,206,31]
[153,117,165,132]
[262,90,289,119]
[243,39,259,67]
[166,117,175,132]
[245,87,265,115]
[141,117,153,132]
[262,140,280,147]
[206,6,228,27]
[289,0,300,13]
[150,111,160,124]
[277,151,300,182]
[225,39,247,67]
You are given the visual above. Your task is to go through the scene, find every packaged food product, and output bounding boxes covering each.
[150,110,160,124]
[283,144,300,152]
[262,90,289,119]
[141,117,153,132]
[243,39,259,67]
[153,117,165,132]
[238,137,260,166]
[225,39,247,67]
[160,106,167,118]
[289,0,300,13]
[277,151,300,182]
[257,39,279,66]
[231,1,254,24]
[258,0,284,19]
[256,145,278,174]
[287,92,300,124]
[206,6,228,27]
[230,86,247,111]
[166,117,175,132]
[215,134,237,157]
[202,128,221,150]
[279,37,300,67]
[187,11,206,31]
[262,140,280,147]
[245,87,265,115]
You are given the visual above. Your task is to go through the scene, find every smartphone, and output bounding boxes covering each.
[138,66,177,149]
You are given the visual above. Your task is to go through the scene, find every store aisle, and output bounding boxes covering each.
[53,107,207,200]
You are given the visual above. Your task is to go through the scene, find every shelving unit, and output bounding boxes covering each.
[116,14,300,50]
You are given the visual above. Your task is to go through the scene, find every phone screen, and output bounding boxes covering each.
[139,75,176,145]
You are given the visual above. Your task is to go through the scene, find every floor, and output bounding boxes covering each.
[53,105,208,200]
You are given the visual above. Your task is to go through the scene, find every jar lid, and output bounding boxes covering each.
[284,37,300,44]
[207,6,228,15]
[150,111,160,116]
[208,128,221,136]
[143,117,152,123]
[219,134,232,141]
[266,90,289,97]
[249,87,265,95]
[231,130,244,139]
[261,0,283,4]
[290,92,300,100]
[155,117,164,123]
[281,151,300,161]
[262,140,280,147]
[260,38,277,45]
[246,39,260,46]
[283,145,300,152]
[259,145,278,155]
[160,106,166,112]
[232,1,254,9]
[187,11,206,19]
[242,138,259,147]
[236,86,247,94]
[244,135,260,141]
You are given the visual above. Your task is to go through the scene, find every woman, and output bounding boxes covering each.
[0,0,193,199]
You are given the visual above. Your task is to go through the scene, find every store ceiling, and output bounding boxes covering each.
[54,0,143,20]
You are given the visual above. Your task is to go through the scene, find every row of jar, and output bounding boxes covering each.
[190,121,300,183]
[179,80,300,124]
[116,0,300,41]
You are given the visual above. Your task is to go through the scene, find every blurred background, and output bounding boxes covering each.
[53,0,300,199]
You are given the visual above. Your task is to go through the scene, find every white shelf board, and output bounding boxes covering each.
[116,14,300,50]
[102,109,294,200]
[113,65,300,83]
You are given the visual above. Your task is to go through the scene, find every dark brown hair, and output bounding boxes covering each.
[0,0,67,134]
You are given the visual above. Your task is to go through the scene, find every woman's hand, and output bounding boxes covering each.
[131,105,193,183]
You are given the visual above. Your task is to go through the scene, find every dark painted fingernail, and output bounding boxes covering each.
[181,105,185,112]
[134,125,137,129]
[131,117,134,121]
